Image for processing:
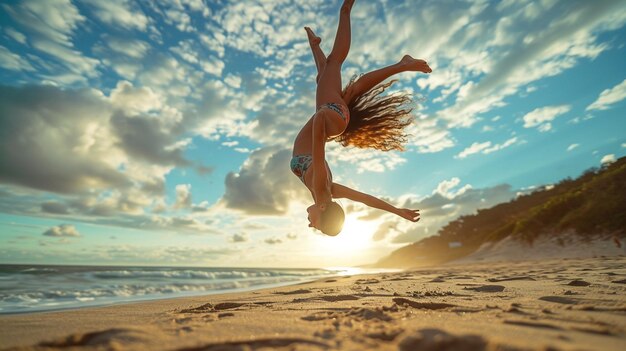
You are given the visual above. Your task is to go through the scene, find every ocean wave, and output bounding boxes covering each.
[90,269,330,280]
[0,265,338,314]
[0,276,321,313]
[18,267,59,274]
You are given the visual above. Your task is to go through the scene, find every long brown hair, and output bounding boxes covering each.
[331,76,413,151]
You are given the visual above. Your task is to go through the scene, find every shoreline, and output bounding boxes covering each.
[0,266,403,317]
[2,256,625,350]
[1,266,398,316]
[0,274,341,317]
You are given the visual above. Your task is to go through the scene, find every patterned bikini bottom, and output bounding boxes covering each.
[290,154,332,184]
[318,102,350,124]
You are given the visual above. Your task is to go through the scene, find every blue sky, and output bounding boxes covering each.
[0,0,625,268]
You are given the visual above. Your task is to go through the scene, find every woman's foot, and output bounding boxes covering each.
[400,55,432,73]
[304,27,321,46]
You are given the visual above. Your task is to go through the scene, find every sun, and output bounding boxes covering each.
[310,214,376,262]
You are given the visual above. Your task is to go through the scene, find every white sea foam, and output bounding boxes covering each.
[0,265,338,314]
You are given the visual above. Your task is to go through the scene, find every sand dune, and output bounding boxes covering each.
[455,235,625,263]
[1,256,625,350]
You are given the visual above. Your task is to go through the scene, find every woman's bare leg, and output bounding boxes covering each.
[305,27,327,83]
[326,0,354,65]
[347,55,432,101]
[316,0,355,105]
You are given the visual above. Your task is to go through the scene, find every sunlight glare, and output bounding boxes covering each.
[311,214,376,262]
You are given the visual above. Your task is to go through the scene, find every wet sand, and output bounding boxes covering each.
[1,256,625,350]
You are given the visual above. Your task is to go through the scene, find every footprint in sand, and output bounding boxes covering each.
[398,328,489,351]
[464,285,505,293]
[39,328,151,348]
[392,297,456,310]
[503,319,562,330]
[179,303,214,314]
[214,302,246,310]
[539,296,578,305]
[175,337,330,351]
[487,276,536,282]
[273,289,312,295]
[566,280,591,286]
[365,328,404,341]
[178,302,247,314]
[302,307,394,323]
[294,294,360,303]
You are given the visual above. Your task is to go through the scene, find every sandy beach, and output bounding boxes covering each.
[1,256,625,351]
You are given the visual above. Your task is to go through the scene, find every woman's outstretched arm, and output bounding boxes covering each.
[311,111,332,206]
[331,183,420,222]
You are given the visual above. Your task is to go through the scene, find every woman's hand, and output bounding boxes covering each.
[396,208,420,222]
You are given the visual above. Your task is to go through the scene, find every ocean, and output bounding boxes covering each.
[0,264,363,314]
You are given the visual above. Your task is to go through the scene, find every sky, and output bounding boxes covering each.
[0,0,625,268]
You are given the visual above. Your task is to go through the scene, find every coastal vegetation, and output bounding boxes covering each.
[377,157,626,267]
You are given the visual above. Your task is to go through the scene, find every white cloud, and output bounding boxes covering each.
[4,27,27,44]
[434,177,472,199]
[174,184,192,209]
[170,40,200,64]
[537,123,552,132]
[456,141,491,159]
[567,143,579,152]
[4,0,85,46]
[43,224,80,237]
[600,154,616,165]
[264,237,283,245]
[4,0,104,82]
[586,79,626,111]
[0,85,125,193]
[230,233,248,243]
[137,54,187,90]
[102,36,150,59]
[164,8,193,32]
[109,81,163,114]
[326,144,407,174]
[0,45,34,71]
[180,0,211,17]
[199,29,226,57]
[222,141,239,147]
[0,80,213,235]
[406,118,456,154]
[32,40,100,78]
[224,74,242,89]
[221,146,309,215]
[83,0,149,31]
[369,180,516,243]
[484,137,518,154]
[200,56,225,76]
[428,0,626,128]
[456,137,518,159]
[522,105,571,130]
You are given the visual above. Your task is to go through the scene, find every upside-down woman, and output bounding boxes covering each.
[290,0,432,235]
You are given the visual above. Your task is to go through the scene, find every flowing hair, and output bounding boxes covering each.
[331,76,414,151]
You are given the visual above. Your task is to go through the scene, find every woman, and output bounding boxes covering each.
[290,0,432,235]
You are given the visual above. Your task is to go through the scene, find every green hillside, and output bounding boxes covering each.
[376,157,626,268]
